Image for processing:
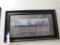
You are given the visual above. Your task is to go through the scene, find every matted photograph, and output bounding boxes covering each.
[4,10,59,42]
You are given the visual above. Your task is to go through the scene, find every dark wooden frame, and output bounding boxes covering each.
[4,10,59,42]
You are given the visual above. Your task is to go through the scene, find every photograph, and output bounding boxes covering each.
[10,14,54,37]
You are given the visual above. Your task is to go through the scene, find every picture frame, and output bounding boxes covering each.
[4,10,59,42]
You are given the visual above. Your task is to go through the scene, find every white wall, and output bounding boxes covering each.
[0,0,60,45]
[0,0,56,10]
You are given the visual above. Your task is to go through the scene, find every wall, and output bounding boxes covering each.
[0,0,60,45]
[56,0,60,37]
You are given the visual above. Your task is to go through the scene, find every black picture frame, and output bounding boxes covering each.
[4,10,59,42]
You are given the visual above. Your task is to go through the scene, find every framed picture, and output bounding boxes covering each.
[4,10,59,42]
